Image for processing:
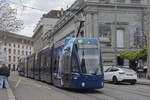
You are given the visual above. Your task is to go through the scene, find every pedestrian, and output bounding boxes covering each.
[0,64,10,88]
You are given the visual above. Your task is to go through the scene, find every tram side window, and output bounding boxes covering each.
[41,55,44,67]
[41,55,46,71]
[64,52,70,74]
[46,56,50,72]
[72,52,79,73]
[46,56,50,67]
[54,56,59,73]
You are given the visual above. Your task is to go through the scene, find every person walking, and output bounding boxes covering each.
[0,64,10,88]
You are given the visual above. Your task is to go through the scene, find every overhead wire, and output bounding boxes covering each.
[6,0,48,16]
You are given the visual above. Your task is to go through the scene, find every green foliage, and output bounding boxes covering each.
[120,46,147,61]
[120,52,136,61]
[135,46,147,61]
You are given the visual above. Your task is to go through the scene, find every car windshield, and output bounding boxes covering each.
[77,44,101,75]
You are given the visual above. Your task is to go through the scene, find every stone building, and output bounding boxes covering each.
[32,9,64,52]
[48,0,149,68]
[0,31,33,70]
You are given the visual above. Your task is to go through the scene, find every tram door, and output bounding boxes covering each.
[63,49,71,88]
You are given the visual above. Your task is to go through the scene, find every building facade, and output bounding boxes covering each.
[48,0,149,68]
[32,9,64,52]
[0,31,33,70]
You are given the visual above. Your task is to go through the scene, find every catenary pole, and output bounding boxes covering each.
[114,0,118,66]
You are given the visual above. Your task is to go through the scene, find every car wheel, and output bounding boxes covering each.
[112,76,118,84]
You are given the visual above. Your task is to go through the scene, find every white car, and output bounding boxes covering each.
[104,67,137,85]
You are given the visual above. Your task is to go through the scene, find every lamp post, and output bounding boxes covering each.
[148,4,150,79]
[114,0,118,66]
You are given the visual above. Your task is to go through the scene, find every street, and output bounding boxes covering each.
[8,74,150,100]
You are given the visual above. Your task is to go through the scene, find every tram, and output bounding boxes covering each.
[18,38,104,89]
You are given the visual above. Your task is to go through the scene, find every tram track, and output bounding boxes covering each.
[43,84,121,100]
[104,84,150,98]
[105,82,150,94]
[9,75,150,100]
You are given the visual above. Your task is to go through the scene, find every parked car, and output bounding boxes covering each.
[104,67,137,85]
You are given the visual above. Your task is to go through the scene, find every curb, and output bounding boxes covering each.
[7,84,16,100]
[136,82,150,86]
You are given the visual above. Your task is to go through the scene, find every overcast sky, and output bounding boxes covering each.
[8,0,76,37]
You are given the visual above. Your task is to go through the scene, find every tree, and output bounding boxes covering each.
[0,1,23,32]
[120,46,147,70]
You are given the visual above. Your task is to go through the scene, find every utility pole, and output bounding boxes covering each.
[114,0,118,66]
[147,4,150,79]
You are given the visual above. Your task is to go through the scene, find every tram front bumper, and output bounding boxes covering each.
[70,76,104,89]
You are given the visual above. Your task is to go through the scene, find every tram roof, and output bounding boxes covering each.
[55,38,99,48]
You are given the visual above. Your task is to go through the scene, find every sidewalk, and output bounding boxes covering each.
[0,89,8,100]
[137,78,150,86]
[0,72,16,100]
[0,85,15,100]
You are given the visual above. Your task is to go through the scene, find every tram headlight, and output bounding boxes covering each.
[101,81,104,87]
[73,76,78,79]
[82,82,85,87]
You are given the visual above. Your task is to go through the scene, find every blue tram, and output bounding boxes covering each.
[18,38,104,89]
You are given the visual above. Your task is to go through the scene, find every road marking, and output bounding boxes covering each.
[15,78,22,88]
[33,83,42,88]
[7,84,16,100]
[43,86,52,90]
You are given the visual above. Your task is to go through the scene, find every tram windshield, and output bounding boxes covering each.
[77,44,101,75]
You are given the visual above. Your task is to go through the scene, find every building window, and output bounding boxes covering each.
[131,0,141,3]
[22,50,24,55]
[9,43,11,47]
[26,51,28,55]
[117,29,124,48]
[99,23,112,47]
[22,45,24,49]
[18,50,20,55]
[18,44,20,48]
[130,24,141,48]
[13,64,16,71]
[13,49,16,54]
[9,56,11,62]
[14,44,16,48]
[80,31,84,37]
[117,0,125,3]
[26,46,28,49]
[8,64,11,70]
[4,48,6,52]
[4,43,7,46]
[100,0,110,3]
[13,56,16,62]
[30,46,31,50]
[30,52,31,55]
[117,56,124,66]
[9,49,11,54]
[18,57,20,61]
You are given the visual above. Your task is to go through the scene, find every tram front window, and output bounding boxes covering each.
[78,45,101,75]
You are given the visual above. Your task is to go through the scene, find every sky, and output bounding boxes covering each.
[7,0,76,37]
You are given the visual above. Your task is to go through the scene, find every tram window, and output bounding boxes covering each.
[54,56,59,73]
[41,55,45,67]
[40,55,47,71]
[81,57,86,73]
[74,44,78,52]
[64,52,70,73]
[46,56,50,67]
[72,52,79,73]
